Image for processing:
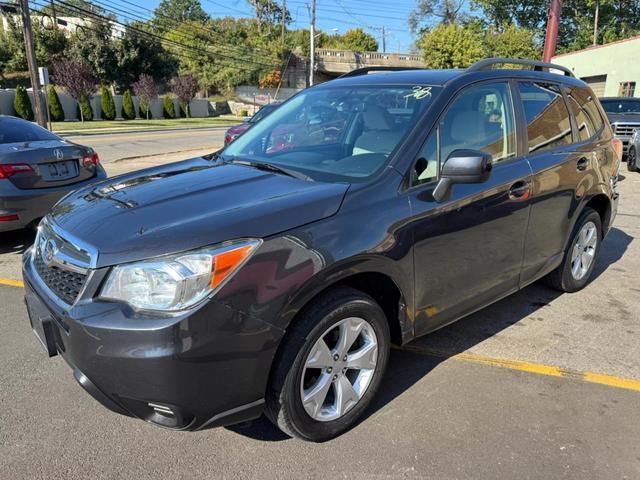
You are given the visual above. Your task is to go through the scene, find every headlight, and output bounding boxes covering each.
[99,239,261,312]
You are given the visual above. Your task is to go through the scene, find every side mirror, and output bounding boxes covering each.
[432,149,493,202]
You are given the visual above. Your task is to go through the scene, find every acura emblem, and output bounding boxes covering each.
[53,148,64,160]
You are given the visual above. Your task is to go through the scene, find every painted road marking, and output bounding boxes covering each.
[396,345,640,393]
[0,275,638,393]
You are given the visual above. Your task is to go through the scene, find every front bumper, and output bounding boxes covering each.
[0,167,107,232]
[22,248,283,430]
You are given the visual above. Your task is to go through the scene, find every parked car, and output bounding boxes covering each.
[599,97,640,161]
[224,103,280,146]
[23,59,621,442]
[627,127,640,172]
[0,115,107,233]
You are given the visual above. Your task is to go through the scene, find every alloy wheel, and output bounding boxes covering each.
[300,317,378,422]
[570,221,598,281]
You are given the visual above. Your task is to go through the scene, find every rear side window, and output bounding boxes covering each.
[519,82,572,153]
[575,87,605,131]
[566,89,597,141]
[0,117,59,144]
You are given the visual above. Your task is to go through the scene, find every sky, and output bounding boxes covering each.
[131,0,424,53]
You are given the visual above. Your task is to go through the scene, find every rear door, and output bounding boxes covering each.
[516,81,594,284]
[406,81,533,336]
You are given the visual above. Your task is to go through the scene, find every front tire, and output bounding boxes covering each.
[628,146,638,172]
[545,207,602,292]
[266,287,390,442]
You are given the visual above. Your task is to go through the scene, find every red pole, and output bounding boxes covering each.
[543,0,564,62]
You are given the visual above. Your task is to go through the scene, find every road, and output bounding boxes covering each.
[63,126,229,163]
[0,161,639,479]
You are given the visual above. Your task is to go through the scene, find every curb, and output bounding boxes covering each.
[56,124,236,137]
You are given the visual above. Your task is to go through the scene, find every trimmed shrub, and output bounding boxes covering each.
[179,101,188,118]
[14,85,34,121]
[48,86,65,122]
[163,95,175,119]
[76,96,93,122]
[100,86,116,120]
[238,108,248,117]
[122,89,136,120]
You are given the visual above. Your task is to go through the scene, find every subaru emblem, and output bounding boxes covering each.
[42,238,58,267]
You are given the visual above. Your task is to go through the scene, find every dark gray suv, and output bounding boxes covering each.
[23,59,621,442]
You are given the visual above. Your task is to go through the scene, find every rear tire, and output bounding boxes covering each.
[265,287,390,442]
[545,207,602,292]
[628,147,638,172]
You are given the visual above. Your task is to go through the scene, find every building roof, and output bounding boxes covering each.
[552,35,640,59]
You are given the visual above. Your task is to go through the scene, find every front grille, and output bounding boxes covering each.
[31,219,92,305]
[33,253,87,305]
[613,123,640,137]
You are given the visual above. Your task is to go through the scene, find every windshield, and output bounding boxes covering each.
[249,104,278,123]
[600,99,640,114]
[223,84,441,182]
[0,117,59,144]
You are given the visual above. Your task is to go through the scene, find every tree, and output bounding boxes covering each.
[132,74,158,120]
[153,0,209,32]
[483,24,540,60]
[48,86,65,122]
[100,86,116,120]
[247,0,291,30]
[259,70,281,89]
[116,23,177,90]
[419,24,485,68]
[52,60,98,122]
[409,0,467,33]
[77,97,94,121]
[172,74,199,118]
[122,90,136,120]
[163,95,176,118]
[14,85,34,120]
[68,18,119,86]
[341,28,378,52]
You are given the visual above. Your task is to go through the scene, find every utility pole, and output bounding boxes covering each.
[308,0,316,86]
[281,0,286,47]
[381,26,386,53]
[593,0,600,46]
[542,0,564,62]
[20,0,47,127]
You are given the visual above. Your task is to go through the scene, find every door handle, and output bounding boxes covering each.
[508,180,531,201]
[577,157,589,171]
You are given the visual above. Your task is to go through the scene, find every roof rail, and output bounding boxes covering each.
[338,66,424,78]
[467,58,575,78]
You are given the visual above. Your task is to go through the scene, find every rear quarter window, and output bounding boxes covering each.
[519,82,573,154]
[565,87,598,141]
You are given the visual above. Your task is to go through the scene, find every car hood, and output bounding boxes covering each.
[606,113,640,125]
[49,157,349,267]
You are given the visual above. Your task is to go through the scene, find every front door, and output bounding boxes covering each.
[406,81,533,336]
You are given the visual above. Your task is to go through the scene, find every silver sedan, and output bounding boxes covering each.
[0,115,107,233]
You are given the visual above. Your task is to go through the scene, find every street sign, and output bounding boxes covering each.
[38,67,49,86]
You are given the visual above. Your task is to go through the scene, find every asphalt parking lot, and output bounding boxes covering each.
[1,161,639,479]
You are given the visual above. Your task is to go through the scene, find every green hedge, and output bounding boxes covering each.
[139,99,151,119]
[100,86,116,120]
[122,90,136,120]
[14,85,34,121]
[48,86,65,122]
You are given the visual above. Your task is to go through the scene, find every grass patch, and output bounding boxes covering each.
[52,117,241,133]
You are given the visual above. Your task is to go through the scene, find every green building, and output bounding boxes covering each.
[552,36,640,98]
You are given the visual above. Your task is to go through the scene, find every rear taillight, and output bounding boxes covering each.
[611,138,623,163]
[82,153,100,167]
[0,163,34,179]
[0,214,19,222]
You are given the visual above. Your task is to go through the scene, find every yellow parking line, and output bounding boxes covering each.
[398,345,640,393]
[0,278,24,288]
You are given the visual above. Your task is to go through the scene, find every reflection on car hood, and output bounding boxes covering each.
[49,157,349,267]
[0,139,76,156]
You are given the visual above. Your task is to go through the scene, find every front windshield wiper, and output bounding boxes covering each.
[226,159,313,181]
